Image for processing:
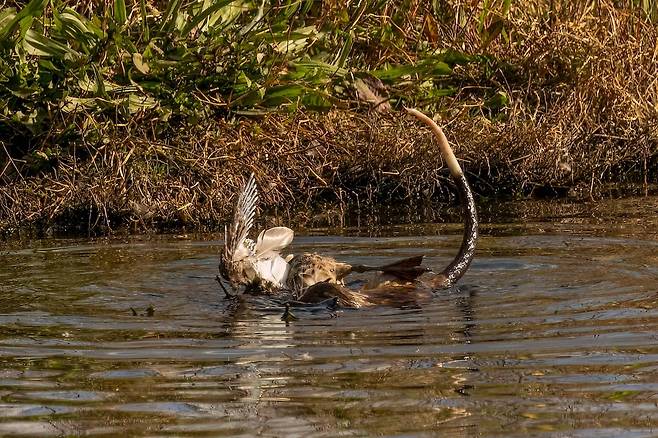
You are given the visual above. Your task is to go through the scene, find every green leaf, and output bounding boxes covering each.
[290,60,348,77]
[484,91,509,110]
[56,10,89,35]
[160,0,183,33]
[334,31,353,69]
[0,8,16,31]
[139,0,149,39]
[371,64,418,81]
[114,0,127,26]
[17,16,34,40]
[502,0,512,16]
[371,56,452,82]
[428,61,452,76]
[262,84,306,106]
[423,86,457,99]
[60,96,97,113]
[181,0,236,37]
[127,93,157,113]
[441,49,473,65]
[38,59,59,71]
[484,91,509,109]
[54,9,103,51]
[0,0,47,41]
[301,91,333,109]
[23,29,81,59]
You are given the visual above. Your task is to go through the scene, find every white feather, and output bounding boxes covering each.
[255,227,294,258]
[254,254,290,286]
[221,174,297,289]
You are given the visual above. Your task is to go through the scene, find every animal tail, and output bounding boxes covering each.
[404,108,479,289]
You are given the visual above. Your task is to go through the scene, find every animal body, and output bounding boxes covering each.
[218,108,478,307]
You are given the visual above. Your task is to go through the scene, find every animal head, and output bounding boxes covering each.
[218,248,250,289]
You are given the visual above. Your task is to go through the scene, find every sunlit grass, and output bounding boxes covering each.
[1,0,657,234]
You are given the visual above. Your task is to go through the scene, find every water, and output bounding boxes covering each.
[1,201,658,436]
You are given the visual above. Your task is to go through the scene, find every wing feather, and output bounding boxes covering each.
[224,174,259,262]
[255,226,294,258]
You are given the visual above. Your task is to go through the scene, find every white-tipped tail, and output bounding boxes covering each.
[404,107,463,178]
[405,107,478,289]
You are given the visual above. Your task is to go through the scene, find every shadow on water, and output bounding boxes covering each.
[1,198,658,436]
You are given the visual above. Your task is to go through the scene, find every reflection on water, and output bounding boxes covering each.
[1,205,658,436]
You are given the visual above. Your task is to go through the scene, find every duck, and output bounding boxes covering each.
[217,108,478,307]
[217,174,293,295]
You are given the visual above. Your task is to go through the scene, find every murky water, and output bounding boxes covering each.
[1,200,658,437]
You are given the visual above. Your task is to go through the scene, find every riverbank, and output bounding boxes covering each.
[1,1,657,235]
[2,108,656,237]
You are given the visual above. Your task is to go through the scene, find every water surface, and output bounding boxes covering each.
[1,200,658,436]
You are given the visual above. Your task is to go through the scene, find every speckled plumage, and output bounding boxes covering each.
[218,174,293,293]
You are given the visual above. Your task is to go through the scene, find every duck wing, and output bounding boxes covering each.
[255,226,294,259]
[224,173,259,263]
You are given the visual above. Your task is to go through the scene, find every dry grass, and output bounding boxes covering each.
[1,0,658,235]
[0,111,472,234]
[489,1,658,194]
[401,0,658,195]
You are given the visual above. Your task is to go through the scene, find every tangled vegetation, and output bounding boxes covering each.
[1,0,657,235]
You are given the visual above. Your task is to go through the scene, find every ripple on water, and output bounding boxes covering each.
[1,225,658,436]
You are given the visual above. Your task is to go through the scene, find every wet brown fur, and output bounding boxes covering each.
[291,110,478,308]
